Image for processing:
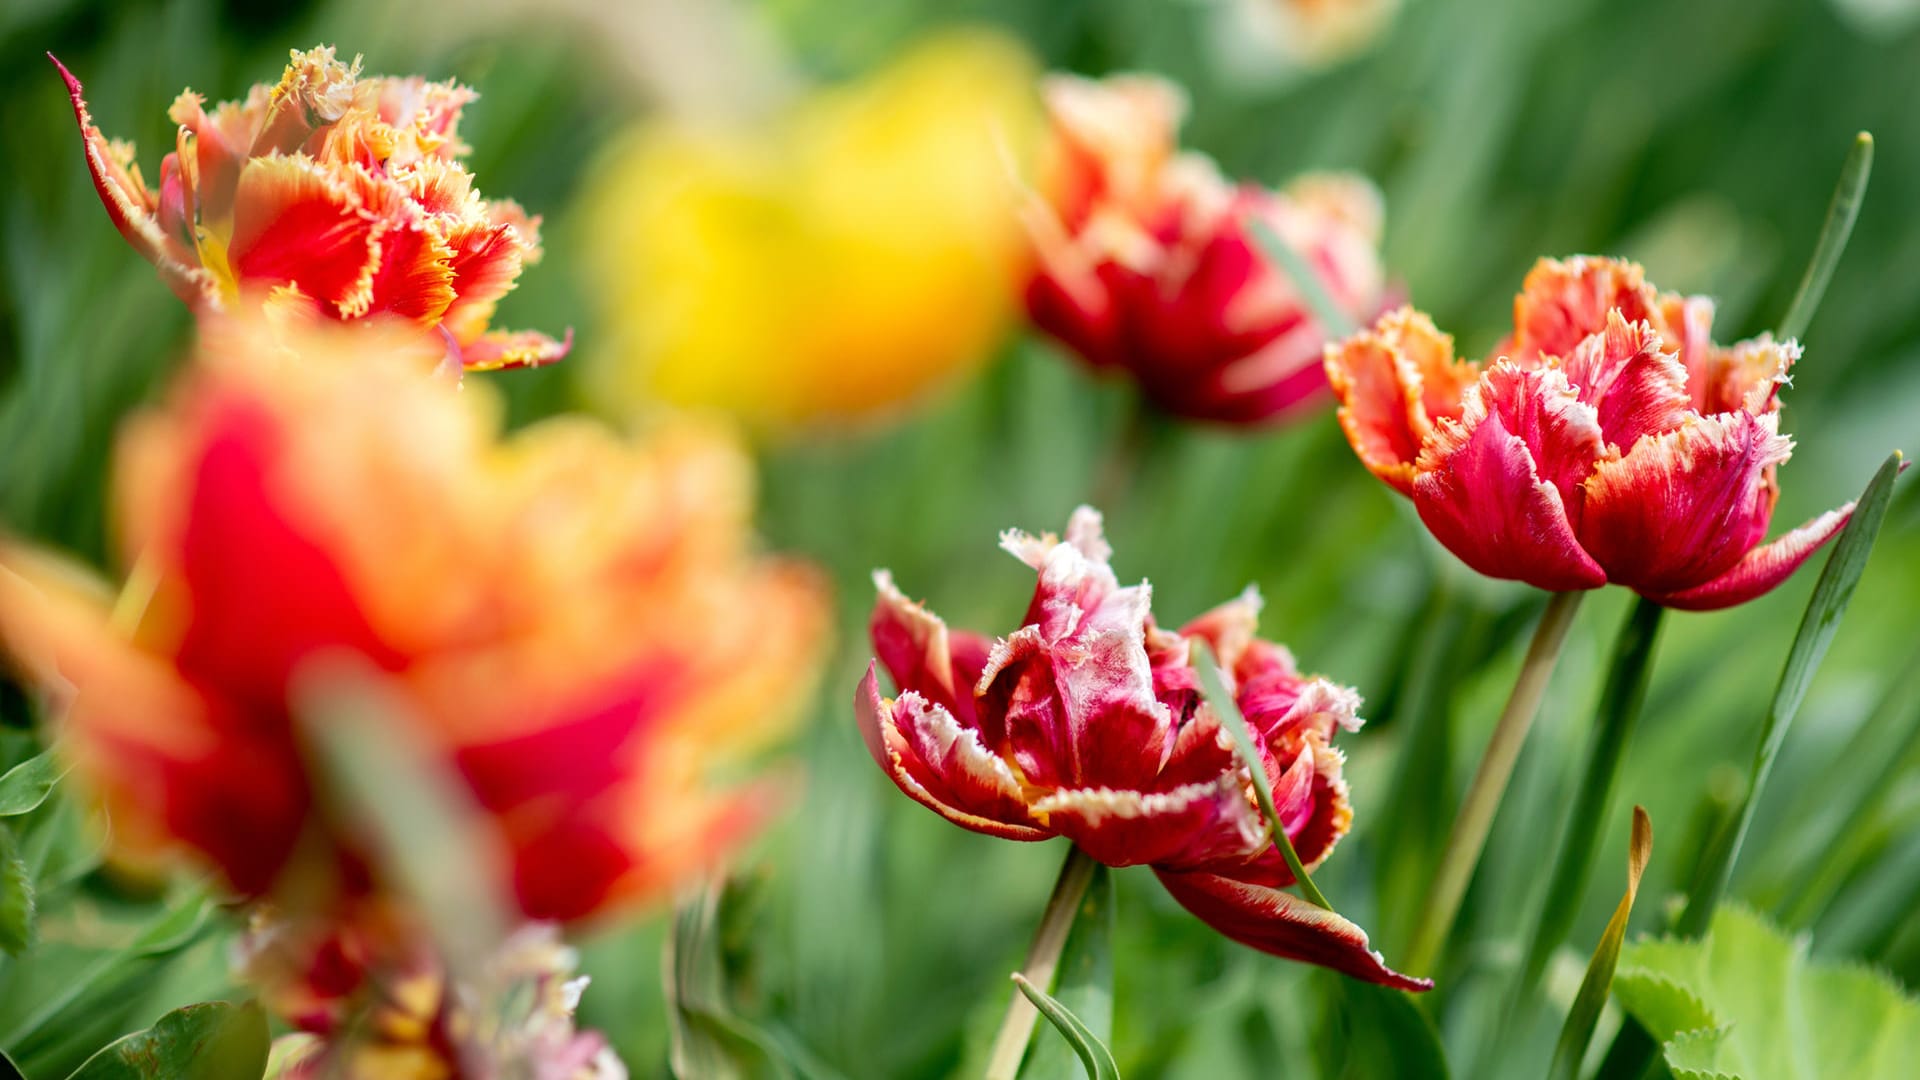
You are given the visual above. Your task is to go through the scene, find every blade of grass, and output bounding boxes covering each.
[1777,132,1874,341]
[1549,807,1653,1080]
[1193,639,1328,909]
[1012,974,1121,1080]
[1250,219,1359,340]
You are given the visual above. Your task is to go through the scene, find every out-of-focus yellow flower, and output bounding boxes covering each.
[577,30,1039,429]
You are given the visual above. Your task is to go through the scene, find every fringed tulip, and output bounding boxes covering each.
[1327,256,1852,609]
[0,312,827,933]
[1024,74,1385,425]
[577,32,1037,428]
[53,46,569,371]
[857,507,1427,990]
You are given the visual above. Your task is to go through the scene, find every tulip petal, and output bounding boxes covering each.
[1326,308,1473,495]
[855,668,1048,841]
[1411,363,1608,591]
[227,155,382,317]
[456,328,573,372]
[1688,337,1796,417]
[1510,256,1661,362]
[1578,411,1793,596]
[1153,869,1431,991]
[1037,775,1264,868]
[871,569,992,726]
[1561,312,1692,452]
[1647,504,1854,611]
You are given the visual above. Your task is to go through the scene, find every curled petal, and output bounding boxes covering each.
[855,669,1047,842]
[1036,776,1263,868]
[1411,363,1608,591]
[457,328,573,373]
[870,570,990,723]
[1510,256,1661,362]
[1326,308,1474,494]
[1648,504,1853,611]
[1578,411,1792,596]
[1153,869,1431,991]
[1561,312,1692,452]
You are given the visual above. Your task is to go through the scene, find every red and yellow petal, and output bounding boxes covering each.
[1152,868,1431,991]
[454,328,572,373]
[1326,308,1472,495]
[1577,410,1792,597]
[1510,256,1661,362]
[1410,364,1608,591]
[227,155,382,318]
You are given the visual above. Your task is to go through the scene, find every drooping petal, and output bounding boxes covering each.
[1648,504,1854,611]
[855,669,1047,841]
[1509,256,1661,363]
[1153,869,1431,990]
[1560,312,1692,452]
[1037,775,1263,868]
[1411,363,1608,590]
[1325,308,1475,494]
[227,155,382,318]
[1577,411,1792,596]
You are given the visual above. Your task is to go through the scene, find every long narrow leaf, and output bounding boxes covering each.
[1677,450,1904,936]
[1194,640,1329,909]
[1022,864,1114,1080]
[1550,807,1653,1080]
[1012,974,1120,1080]
[1777,132,1874,341]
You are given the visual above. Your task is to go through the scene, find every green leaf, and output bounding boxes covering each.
[1678,451,1904,937]
[1550,806,1653,1080]
[0,749,62,817]
[1012,974,1120,1080]
[1337,980,1450,1080]
[1192,640,1330,910]
[1776,132,1874,341]
[64,1001,268,1080]
[0,822,32,954]
[1022,864,1114,1080]
[1613,905,1920,1079]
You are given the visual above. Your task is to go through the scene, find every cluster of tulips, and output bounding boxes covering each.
[0,26,1895,1079]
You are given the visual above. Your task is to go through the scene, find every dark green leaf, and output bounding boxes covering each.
[1012,974,1120,1080]
[1337,980,1449,1080]
[64,1001,268,1080]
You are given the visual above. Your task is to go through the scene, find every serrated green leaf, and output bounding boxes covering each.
[0,749,62,817]
[1012,974,1120,1080]
[1614,905,1920,1079]
[1022,864,1113,1080]
[0,823,32,954]
[64,1001,268,1080]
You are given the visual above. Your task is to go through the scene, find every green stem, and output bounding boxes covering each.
[983,845,1100,1080]
[1516,597,1666,996]
[1404,589,1586,977]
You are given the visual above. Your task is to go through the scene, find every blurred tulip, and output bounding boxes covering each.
[53,47,568,371]
[1207,0,1403,78]
[1024,74,1385,426]
[0,312,827,934]
[577,31,1038,429]
[1327,256,1851,608]
[249,918,625,1078]
[857,507,1426,989]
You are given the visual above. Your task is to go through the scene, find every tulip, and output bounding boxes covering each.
[577,31,1037,428]
[53,46,568,371]
[1024,74,1385,425]
[857,507,1425,989]
[0,312,827,936]
[1326,256,1851,608]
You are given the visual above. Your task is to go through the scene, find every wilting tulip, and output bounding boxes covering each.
[578,31,1037,428]
[1024,74,1385,426]
[0,313,826,935]
[54,46,568,371]
[857,507,1426,989]
[1326,256,1853,609]
[246,918,625,1078]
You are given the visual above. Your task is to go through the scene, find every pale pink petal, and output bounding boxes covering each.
[1649,505,1853,611]
[1153,869,1431,991]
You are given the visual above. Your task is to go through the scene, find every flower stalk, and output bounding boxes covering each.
[1404,589,1585,976]
[984,845,1099,1080]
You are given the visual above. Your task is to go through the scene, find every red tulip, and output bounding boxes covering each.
[1326,256,1851,608]
[1023,74,1385,425]
[857,507,1427,989]
[52,46,568,371]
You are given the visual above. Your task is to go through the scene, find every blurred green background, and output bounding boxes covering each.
[3,0,1918,1076]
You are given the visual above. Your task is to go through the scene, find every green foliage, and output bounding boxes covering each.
[1022,865,1114,1080]
[64,1001,268,1080]
[1614,905,1920,1079]
[1013,975,1120,1080]
[0,750,62,817]
[1549,807,1651,1080]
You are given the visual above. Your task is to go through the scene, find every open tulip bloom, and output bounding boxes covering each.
[1327,256,1851,608]
[54,46,569,371]
[857,508,1428,990]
